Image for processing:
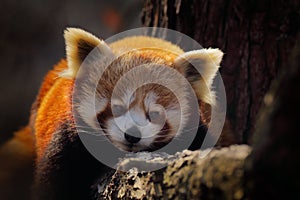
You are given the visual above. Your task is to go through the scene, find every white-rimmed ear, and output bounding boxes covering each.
[61,27,113,78]
[174,48,223,104]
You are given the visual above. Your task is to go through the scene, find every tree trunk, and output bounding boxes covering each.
[142,0,299,143]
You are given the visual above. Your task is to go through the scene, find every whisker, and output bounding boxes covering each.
[72,115,108,125]
[77,128,110,133]
[77,130,111,136]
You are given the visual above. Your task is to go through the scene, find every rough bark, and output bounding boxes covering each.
[142,0,300,143]
[96,145,251,200]
[244,37,300,199]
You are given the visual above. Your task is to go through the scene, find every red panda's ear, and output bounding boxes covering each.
[174,48,223,104]
[61,27,113,78]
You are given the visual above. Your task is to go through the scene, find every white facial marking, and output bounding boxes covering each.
[144,91,157,109]
[78,96,107,129]
[107,91,163,150]
[107,119,125,143]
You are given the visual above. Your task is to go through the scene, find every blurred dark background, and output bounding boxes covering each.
[0,0,143,144]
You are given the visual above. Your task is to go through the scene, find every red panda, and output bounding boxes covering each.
[0,28,235,199]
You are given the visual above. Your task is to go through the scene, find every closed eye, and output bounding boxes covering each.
[149,111,160,121]
[112,104,127,117]
[147,110,165,124]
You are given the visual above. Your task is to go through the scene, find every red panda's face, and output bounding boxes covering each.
[93,53,185,152]
[97,83,181,152]
[64,28,223,153]
[97,86,180,152]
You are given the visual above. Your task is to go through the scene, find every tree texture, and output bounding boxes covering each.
[142,0,300,143]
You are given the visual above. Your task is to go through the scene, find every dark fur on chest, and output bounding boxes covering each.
[33,121,111,200]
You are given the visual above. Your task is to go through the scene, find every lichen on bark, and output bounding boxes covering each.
[96,145,251,200]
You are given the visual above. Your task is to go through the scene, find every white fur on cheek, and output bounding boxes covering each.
[144,91,158,109]
[107,118,125,143]
[138,123,160,147]
[165,107,181,135]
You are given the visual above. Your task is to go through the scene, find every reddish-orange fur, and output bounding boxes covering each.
[32,59,75,161]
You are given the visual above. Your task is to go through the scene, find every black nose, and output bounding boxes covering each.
[124,126,141,144]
